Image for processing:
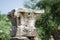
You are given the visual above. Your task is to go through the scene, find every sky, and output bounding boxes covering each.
[0,0,25,14]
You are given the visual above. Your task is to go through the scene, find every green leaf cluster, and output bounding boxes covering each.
[0,14,11,40]
[35,0,60,40]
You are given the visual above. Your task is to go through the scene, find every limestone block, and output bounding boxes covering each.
[7,8,44,40]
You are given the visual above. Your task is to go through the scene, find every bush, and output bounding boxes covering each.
[0,14,11,40]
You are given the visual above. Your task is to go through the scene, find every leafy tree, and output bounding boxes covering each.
[35,0,60,40]
[24,0,39,9]
[0,14,11,40]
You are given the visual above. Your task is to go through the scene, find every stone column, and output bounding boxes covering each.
[8,8,44,40]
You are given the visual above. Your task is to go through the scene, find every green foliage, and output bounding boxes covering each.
[35,13,58,40]
[24,0,39,9]
[0,14,11,40]
[35,0,60,40]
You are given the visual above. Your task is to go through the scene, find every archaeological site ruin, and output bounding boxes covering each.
[7,8,44,40]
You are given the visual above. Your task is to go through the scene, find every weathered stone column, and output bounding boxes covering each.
[14,8,44,40]
[7,8,44,40]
